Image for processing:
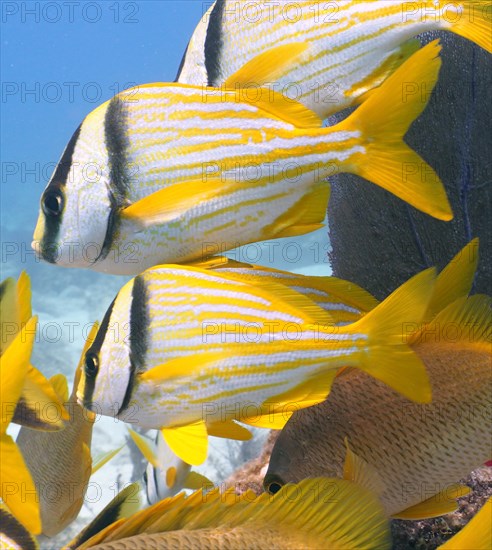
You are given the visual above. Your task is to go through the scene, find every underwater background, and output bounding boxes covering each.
[2,1,490,548]
[1,2,331,546]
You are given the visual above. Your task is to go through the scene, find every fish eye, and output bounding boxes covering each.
[84,352,99,378]
[267,481,283,494]
[41,189,64,218]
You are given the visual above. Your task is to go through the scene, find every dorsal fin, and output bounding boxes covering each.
[414,295,491,350]
[73,478,390,550]
[424,238,479,323]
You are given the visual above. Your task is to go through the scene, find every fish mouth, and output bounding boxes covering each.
[31,239,58,264]
[31,240,41,256]
[263,473,286,495]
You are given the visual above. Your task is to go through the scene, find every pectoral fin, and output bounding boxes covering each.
[92,445,124,475]
[224,43,309,89]
[161,421,209,466]
[343,438,385,496]
[140,352,225,384]
[121,177,237,229]
[393,484,471,520]
[13,365,69,430]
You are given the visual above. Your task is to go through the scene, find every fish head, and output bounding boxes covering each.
[77,282,134,419]
[32,104,113,269]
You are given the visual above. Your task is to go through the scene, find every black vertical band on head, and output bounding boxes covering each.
[0,507,37,550]
[40,124,82,263]
[82,297,116,408]
[97,96,131,263]
[118,275,149,415]
[204,0,225,86]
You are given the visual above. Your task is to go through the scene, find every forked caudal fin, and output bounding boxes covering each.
[340,268,437,403]
[337,40,453,221]
[444,0,492,53]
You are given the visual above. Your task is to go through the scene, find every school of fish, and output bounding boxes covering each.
[1,1,491,548]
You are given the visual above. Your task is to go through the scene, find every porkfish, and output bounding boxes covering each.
[178,0,491,118]
[16,323,109,537]
[67,452,391,550]
[0,272,68,430]
[76,259,438,466]
[33,41,452,275]
[127,428,212,503]
[265,240,492,520]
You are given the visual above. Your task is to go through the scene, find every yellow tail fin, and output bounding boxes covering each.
[450,1,492,53]
[339,40,453,221]
[344,268,437,403]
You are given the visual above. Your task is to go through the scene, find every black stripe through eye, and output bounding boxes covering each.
[41,188,64,217]
[84,352,99,378]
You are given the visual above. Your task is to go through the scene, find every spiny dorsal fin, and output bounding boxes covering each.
[414,295,491,350]
[0,505,39,550]
[424,238,479,324]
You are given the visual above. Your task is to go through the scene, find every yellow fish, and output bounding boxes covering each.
[33,41,451,275]
[67,452,391,550]
[0,272,68,430]
[16,324,99,537]
[179,0,491,117]
[265,240,492,520]
[0,307,41,534]
[77,258,437,466]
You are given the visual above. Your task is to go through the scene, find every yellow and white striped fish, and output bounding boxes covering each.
[77,262,437,466]
[178,0,491,117]
[33,41,451,275]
